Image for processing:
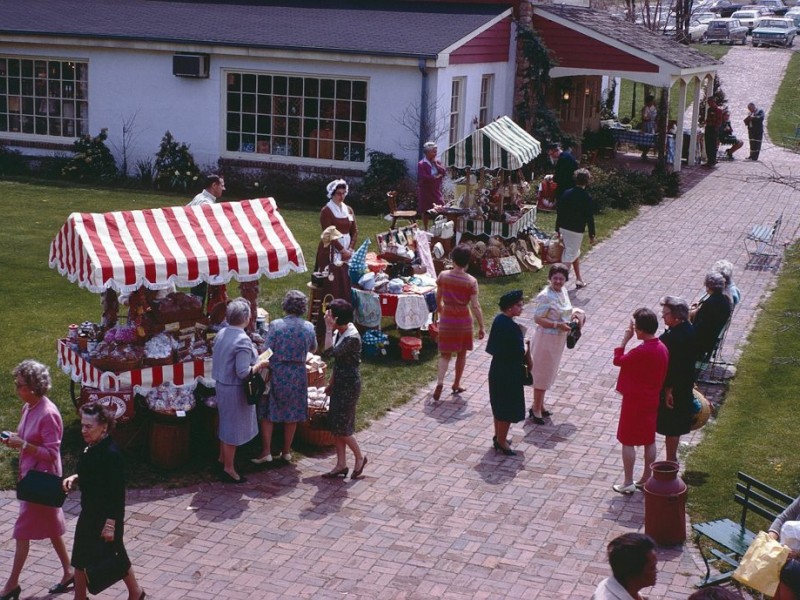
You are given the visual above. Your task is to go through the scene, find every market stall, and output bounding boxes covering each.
[49,197,306,465]
[441,116,541,242]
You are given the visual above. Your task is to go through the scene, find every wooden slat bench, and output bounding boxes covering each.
[745,212,783,263]
[693,472,794,587]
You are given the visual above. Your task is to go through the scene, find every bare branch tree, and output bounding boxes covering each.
[393,96,451,153]
[110,110,142,177]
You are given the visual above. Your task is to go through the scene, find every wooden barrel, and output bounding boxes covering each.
[149,414,191,470]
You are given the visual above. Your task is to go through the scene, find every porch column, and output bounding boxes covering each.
[673,78,688,172]
[688,75,704,166]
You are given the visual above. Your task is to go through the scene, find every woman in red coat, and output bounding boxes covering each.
[612,308,669,495]
[417,142,446,230]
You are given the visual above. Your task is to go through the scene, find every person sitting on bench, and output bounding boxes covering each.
[769,495,800,600]
[719,110,744,160]
[690,272,732,362]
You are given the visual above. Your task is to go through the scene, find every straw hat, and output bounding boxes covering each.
[472,241,487,259]
[320,225,344,247]
[691,389,712,431]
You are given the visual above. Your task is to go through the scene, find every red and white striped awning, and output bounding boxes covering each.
[49,198,306,293]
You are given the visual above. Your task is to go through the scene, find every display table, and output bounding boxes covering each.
[609,127,656,148]
[57,338,213,393]
[454,207,536,239]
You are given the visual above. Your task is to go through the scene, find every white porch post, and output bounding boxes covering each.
[674,78,687,172]
[688,75,704,166]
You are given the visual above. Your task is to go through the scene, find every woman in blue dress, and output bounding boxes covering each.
[252,290,317,464]
[486,290,528,456]
[211,298,269,483]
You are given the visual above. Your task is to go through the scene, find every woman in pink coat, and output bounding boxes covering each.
[417,141,446,230]
[612,309,669,495]
[1,360,73,600]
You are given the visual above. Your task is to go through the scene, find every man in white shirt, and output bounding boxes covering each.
[593,533,657,600]
[188,174,225,206]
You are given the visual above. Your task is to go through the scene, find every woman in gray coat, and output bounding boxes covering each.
[211,298,268,483]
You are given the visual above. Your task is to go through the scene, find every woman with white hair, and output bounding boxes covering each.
[691,272,732,362]
[0,360,73,599]
[253,290,317,465]
[417,141,446,230]
[211,298,269,483]
[711,259,741,307]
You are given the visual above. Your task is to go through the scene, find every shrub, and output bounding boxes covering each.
[218,166,330,208]
[154,131,201,191]
[351,150,414,215]
[61,128,118,182]
[587,166,679,211]
[0,143,27,177]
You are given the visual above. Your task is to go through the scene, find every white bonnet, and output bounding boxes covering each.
[326,179,349,199]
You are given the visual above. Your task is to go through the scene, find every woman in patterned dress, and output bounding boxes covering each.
[1,360,73,600]
[252,290,317,464]
[529,264,585,424]
[211,299,269,483]
[320,299,367,479]
[432,244,485,401]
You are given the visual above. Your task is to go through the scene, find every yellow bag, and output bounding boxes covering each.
[733,531,790,597]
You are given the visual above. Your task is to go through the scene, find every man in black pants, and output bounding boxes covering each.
[744,102,765,161]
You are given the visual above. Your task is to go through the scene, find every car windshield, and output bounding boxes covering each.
[759,19,787,26]
[709,21,729,27]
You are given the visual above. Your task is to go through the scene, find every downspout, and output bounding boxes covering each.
[418,57,429,160]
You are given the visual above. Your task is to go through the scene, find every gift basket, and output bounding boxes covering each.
[296,387,334,447]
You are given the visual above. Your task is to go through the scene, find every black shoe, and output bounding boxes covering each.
[48,577,75,594]
[542,410,552,418]
[492,435,512,449]
[495,444,516,456]
[0,586,21,600]
[528,408,546,424]
[322,467,349,479]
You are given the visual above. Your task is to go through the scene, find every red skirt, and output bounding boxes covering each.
[616,392,659,446]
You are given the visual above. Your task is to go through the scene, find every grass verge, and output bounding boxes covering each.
[768,50,800,150]
[0,180,637,488]
[685,242,800,528]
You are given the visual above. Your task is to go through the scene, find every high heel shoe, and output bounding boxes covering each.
[322,467,349,478]
[451,386,466,394]
[528,408,546,425]
[351,456,368,479]
[0,585,21,600]
[493,443,516,456]
[48,576,75,594]
[492,435,512,449]
[432,384,443,401]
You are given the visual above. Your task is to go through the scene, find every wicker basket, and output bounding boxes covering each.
[90,356,142,373]
[143,355,175,367]
[296,420,335,447]
[307,365,327,388]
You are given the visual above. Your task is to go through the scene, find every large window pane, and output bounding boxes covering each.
[224,70,368,162]
[0,56,87,138]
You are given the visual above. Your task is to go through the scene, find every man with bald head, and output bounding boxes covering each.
[744,102,765,161]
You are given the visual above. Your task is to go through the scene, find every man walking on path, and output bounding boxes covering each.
[744,102,765,161]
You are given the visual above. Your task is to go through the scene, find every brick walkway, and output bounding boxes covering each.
[2,48,798,599]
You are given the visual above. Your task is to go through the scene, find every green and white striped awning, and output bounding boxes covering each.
[443,116,541,170]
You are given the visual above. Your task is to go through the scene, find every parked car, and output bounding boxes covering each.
[731,9,763,30]
[710,0,747,17]
[755,0,788,15]
[786,9,800,33]
[691,12,718,39]
[741,4,774,15]
[705,17,749,42]
[751,16,796,45]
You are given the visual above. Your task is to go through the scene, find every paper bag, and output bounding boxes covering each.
[733,531,790,597]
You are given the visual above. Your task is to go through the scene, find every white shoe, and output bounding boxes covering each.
[250,454,273,465]
[281,453,292,462]
[612,483,637,495]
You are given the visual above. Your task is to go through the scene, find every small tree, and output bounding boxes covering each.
[154,131,201,191]
[61,128,118,182]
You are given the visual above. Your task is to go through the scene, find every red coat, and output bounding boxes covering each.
[613,338,669,446]
[417,159,445,213]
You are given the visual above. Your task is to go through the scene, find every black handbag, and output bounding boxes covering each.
[85,543,131,595]
[16,468,67,508]
[244,371,266,406]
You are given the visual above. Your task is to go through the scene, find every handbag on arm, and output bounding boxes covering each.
[16,460,67,508]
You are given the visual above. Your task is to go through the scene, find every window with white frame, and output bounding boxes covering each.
[449,77,465,145]
[225,71,367,162]
[0,57,88,138]
[479,74,494,128]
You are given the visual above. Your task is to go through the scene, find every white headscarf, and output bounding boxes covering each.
[326,179,349,199]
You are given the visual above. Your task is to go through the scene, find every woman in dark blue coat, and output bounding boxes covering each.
[486,290,528,456]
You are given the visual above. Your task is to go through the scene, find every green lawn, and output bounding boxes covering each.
[686,243,800,527]
[0,181,637,488]
[768,51,800,149]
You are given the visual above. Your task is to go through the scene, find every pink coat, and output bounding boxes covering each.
[417,158,445,212]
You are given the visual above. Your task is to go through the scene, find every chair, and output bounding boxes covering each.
[386,191,417,230]
[744,212,783,265]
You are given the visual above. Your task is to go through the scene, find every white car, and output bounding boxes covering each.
[731,9,763,30]
[690,12,718,39]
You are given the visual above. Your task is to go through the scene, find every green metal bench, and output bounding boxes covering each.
[693,472,793,587]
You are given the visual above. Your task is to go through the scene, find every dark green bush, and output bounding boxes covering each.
[588,166,679,211]
[154,131,201,191]
[350,150,415,215]
[61,128,118,182]
[0,143,27,176]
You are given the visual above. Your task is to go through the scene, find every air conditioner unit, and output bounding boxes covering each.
[173,54,210,78]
